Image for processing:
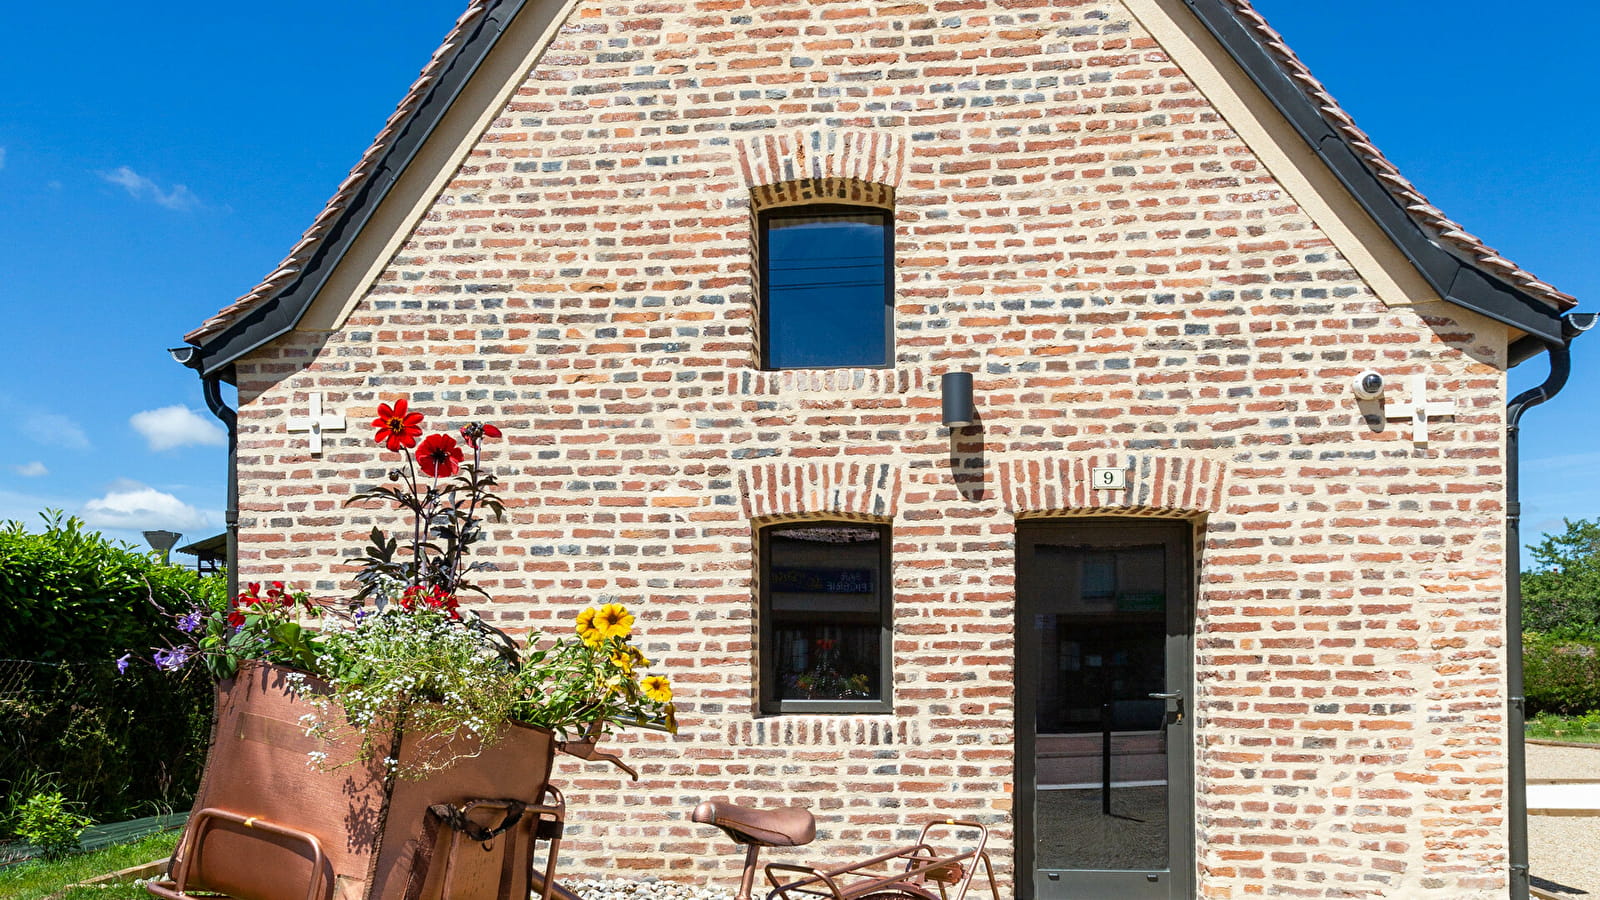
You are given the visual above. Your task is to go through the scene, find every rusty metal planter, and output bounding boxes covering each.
[147,661,562,900]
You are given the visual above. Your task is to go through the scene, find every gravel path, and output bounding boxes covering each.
[569,879,733,900]
[1528,742,1600,899]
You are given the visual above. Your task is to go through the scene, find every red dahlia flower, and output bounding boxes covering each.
[416,433,463,477]
[372,399,424,451]
[399,584,460,619]
[459,422,502,449]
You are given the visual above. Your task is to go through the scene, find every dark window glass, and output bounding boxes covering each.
[760,207,891,370]
[760,522,891,713]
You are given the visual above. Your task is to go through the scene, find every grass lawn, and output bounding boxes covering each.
[1527,711,1600,744]
[0,830,178,900]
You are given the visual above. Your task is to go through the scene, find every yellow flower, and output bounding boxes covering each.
[592,603,634,640]
[641,674,673,704]
[610,646,648,674]
[575,607,604,646]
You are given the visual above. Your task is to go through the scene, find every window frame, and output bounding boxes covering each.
[758,520,894,715]
[757,203,895,372]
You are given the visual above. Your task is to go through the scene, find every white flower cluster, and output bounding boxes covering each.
[296,604,520,776]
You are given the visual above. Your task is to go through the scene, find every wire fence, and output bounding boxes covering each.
[0,658,211,836]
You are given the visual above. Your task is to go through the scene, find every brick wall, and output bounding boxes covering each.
[230,1,1512,896]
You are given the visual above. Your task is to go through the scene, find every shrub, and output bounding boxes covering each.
[1523,632,1600,716]
[0,512,219,831]
[14,792,92,859]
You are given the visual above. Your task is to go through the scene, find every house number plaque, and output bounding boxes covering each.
[1091,467,1127,490]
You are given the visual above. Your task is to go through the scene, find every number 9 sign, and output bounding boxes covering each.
[1091,467,1127,490]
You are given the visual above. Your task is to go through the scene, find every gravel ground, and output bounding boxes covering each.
[569,879,733,900]
[1528,742,1600,898]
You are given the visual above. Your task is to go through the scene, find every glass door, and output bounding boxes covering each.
[1016,520,1193,899]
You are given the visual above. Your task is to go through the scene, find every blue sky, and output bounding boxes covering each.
[0,1,1594,558]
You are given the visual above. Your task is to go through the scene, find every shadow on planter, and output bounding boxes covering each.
[147,661,567,900]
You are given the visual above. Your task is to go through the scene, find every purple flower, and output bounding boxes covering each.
[115,653,132,674]
[177,611,203,633]
[152,647,191,672]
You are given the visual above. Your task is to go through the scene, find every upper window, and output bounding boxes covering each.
[759,205,892,370]
[759,522,892,714]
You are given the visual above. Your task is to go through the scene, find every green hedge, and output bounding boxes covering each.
[1524,632,1600,716]
[0,513,221,833]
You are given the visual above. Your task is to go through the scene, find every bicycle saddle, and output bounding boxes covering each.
[692,799,816,847]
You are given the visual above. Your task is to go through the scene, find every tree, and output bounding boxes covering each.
[1523,517,1600,638]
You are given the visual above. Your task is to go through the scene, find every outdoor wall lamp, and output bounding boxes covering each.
[941,371,974,428]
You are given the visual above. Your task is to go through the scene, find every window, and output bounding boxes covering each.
[759,522,892,714]
[759,205,892,370]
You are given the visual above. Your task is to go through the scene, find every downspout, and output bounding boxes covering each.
[171,346,238,601]
[200,374,239,603]
[1504,311,1595,899]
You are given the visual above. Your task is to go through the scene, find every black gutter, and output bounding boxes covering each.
[200,374,239,601]
[199,370,240,602]
[1503,312,1595,899]
[1182,0,1566,346]
[188,0,530,379]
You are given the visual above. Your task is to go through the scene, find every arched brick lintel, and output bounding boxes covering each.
[739,461,902,523]
[738,129,907,194]
[999,453,1228,518]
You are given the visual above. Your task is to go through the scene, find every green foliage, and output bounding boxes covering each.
[14,792,92,859]
[0,511,224,661]
[0,512,219,828]
[0,829,179,899]
[1522,518,1600,639]
[1527,710,1600,744]
[301,602,673,777]
[1523,632,1600,716]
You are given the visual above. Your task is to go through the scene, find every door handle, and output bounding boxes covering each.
[1149,691,1184,723]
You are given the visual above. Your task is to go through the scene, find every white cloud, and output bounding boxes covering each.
[21,412,89,450]
[100,165,200,210]
[81,482,209,533]
[13,461,47,477]
[130,405,225,451]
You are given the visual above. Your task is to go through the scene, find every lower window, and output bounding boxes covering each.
[759,521,892,714]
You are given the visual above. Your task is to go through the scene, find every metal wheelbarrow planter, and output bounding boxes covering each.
[147,661,568,900]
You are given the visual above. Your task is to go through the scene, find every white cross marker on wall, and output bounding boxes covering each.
[1385,374,1456,446]
[285,393,346,456]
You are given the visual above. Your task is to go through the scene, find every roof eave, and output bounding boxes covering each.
[186,0,528,379]
[1184,0,1567,348]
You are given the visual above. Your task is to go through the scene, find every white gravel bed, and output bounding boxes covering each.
[1528,742,1600,781]
[1528,742,1600,898]
[568,879,734,900]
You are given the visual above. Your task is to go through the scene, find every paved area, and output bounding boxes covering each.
[1529,742,1600,898]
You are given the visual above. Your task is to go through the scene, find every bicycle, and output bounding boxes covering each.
[530,742,998,900]
[692,799,1000,900]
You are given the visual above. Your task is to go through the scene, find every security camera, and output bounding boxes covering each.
[1351,370,1384,400]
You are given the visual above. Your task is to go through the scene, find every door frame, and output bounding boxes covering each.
[1014,517,1197,900]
